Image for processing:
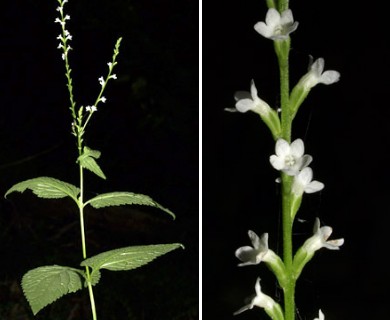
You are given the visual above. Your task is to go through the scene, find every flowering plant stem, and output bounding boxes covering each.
[231,2,342,319]
[78,164,98,320]
[274,8,296,320]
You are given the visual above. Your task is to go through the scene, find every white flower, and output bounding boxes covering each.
[302,218,344,253]
[98,77,105,86]
[234,278,276,315]
[110,74,117,80]
[100,96,107,103]
[292,167,324,196]
[269,138,312,176]
[235,231,273,266]
[314,309,325,320]
[226,80,271,116]
[254,8,298,40]
[299,58,340,90]
[86,105,97,112]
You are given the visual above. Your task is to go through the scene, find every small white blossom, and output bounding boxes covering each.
[234,278,276,315]
[235,231,273,266]
[302,218,344,253]
[100,96,107,103]
[292,167,324,196]
[86,105,97,112]
[299,58,340,90]
[107,62,113,68]
[110,74,117,80]
[254,8,298,40]
[64,15,70,20]
[270,138,312,176]
[226,80,271,116]
[314,309,325,320]
[54,18,65,26]
[99,77,105,86]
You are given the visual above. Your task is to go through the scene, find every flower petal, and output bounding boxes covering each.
[235,247,259,265]
[280,9,294,25]
[311,58,325,76]
[274,139,290,156]
[235,99,255,113]
[290,138,304,157]
[250,80,259,100]
[270,155,285,170]
[305,181,324,193]
[320,70,340,85]
[254,22,272,38]
[248,230,261,249]
[265,8,280,27]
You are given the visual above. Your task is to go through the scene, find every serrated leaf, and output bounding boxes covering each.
[79,156,106,179]
[5,177,80,202]
[77,146,106,180]
[85,192,175,219]
[81,243,183,272]
[22,265,85,315]
[88,269,101,287]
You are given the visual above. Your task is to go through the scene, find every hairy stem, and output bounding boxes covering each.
[276,37,295,320]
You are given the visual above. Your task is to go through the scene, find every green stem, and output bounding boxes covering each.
[275,37,295,320]
[281,174,295,320]
[78,133,98,320]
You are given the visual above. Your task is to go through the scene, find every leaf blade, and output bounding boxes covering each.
[81,243,183,272]
[5,177,80,201]
[86,192,175,219]
[77,146,106,180]
[22,265,85,315]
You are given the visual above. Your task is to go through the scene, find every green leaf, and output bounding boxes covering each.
[77,146,106,180]
[85,192,175,219]
[81,243,184,272]
[22,265,85,315]
[5,177,80,202]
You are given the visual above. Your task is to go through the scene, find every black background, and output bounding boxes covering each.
[203,1,389,319]
[0,0,198,319]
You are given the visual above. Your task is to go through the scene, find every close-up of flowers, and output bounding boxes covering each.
[291,167,324,196]
[298,57,340,91]
[254,8,298,40]
[302,218,344,254]
[269,138,312,176]
[229,80,272,116]
[235,231,274,266]
[233,278,279,316]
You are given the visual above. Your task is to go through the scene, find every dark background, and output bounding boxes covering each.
[0,0,198,319]
[203,1,389,319]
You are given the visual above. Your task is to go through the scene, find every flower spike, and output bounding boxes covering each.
[254,8,298,40]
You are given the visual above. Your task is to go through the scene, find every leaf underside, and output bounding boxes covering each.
[81,243,184,272]
[4,177,80,201]
[86,192,175,219]
[22,265,85,315]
